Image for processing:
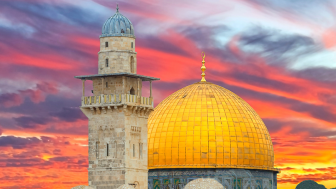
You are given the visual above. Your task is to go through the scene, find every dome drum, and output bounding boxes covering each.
[148,168,277,189]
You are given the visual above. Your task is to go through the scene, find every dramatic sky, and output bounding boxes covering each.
[0,0,336,188]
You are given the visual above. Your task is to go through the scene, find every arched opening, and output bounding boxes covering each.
[130,56,134,73]
[105,59,109,67]
[130,87,135,95]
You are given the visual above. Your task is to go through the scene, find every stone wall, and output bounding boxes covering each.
[81,81,151,189]
[100,36,135,52]
[98,36,137,74]
[82,105,150,189]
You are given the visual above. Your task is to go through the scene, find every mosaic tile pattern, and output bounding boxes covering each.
[184,178,224,189]
[148,82,276,171]
[148,168,277,189]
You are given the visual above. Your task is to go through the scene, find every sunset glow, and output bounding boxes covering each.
[0,0,336,188]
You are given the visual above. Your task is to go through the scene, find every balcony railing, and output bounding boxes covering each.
[82,94,153,107]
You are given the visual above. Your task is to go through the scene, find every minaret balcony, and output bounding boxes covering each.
[81,94,153,108]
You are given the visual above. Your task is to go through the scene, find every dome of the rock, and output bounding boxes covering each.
[148,81,276,171]
[76,3,280,188]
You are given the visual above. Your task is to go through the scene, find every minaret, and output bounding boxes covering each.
[75,6,159,189]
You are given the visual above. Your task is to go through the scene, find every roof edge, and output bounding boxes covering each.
[100,34,135,38]
[74,72,160,81]
[148,165,280,173]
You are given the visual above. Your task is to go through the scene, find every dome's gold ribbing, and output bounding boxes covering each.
[148,82,276,171]
[201,52,206,82]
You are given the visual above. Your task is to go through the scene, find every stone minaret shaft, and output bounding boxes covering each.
[75,6,159,189]
[98,34,136,75]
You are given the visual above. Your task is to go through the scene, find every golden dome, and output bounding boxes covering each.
[148,81,277,171]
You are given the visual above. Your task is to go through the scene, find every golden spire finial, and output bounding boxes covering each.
[201,52,206,82]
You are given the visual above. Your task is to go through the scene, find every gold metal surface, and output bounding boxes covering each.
[201,52,206,82]
[148,82,276,171]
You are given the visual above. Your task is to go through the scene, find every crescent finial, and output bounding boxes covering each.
[201,52,206,82]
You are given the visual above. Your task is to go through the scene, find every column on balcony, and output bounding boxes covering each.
[82,79,85,96]
[82,79,86,106]
[137,78,141,103]
[150,81,152,98]
[101,77,104,93]
[137,78,140,96]
[150,80,153,107]
[122,76,126,103]
[101,77,105,105]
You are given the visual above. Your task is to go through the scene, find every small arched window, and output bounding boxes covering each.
[133,144,135,157]
[106,82,108,88]
[121,29,124,33]
[131,42,133,48]
[105,42,108,47]
[130,87,135,95]
[106,59,109,67]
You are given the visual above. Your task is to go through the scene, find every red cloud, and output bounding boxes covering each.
[0,82,58,108]
[322,28,336,49]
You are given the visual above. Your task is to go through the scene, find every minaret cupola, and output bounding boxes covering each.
[101,5,135,38]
